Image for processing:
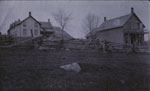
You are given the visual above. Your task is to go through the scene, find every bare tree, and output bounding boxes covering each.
[83,13,100,36]
[53,9,72,40]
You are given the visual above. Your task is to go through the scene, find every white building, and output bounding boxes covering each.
[8,12,53,37]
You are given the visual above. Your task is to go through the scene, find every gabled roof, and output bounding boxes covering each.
[86,14,132,38]
[98,13,145,32]
[39,21,53,29]
[52,26,73,39]
[99,14,131,31]
[39,21,53,32]
[19,16,41,26]
[86,28,99,37]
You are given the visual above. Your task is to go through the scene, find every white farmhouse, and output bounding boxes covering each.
[8,12,53,37]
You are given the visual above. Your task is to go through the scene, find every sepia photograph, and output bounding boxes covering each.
[0,0,150,91]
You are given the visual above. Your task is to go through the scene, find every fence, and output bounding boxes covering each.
[0,36,149,52]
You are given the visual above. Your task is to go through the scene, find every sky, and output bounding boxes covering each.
[0,1,149,39]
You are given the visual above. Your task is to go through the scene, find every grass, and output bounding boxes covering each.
[0,48,150,91]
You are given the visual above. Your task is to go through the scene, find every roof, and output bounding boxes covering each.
[39,21,53,32]
[144,29,149,34]
[99,14,132,31]
[98,13,145,32]
[86,14,132,38]
[86,28,99,37]
[39,22,53,29]
[51,26,73,39]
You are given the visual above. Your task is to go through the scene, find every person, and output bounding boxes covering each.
[38,37,43,48]
[131,42,137,53]
[102,40,107,53]
[59,39,65,50]
[96,39,100,49]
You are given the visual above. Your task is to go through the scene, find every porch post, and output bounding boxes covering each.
[128,33,130,44]
[134,33,138,45]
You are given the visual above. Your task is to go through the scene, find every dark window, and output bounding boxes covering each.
[124,34,128,43]
[34,29,38,35]
[14,30,17,36]
[23,22,26,27]
[34,23,38,27]
[137,23,140,29]
[128,22,131,29]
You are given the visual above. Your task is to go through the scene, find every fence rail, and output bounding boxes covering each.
[0,36,149,52]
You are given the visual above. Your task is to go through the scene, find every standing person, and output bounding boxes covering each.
[96,39,100,49]
[38,37,43,48]
[59,39,65,50]
[102,40,107,53]
[131,42,137,53]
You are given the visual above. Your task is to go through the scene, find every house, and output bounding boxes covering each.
[7,12,53,37]
[87,7,146,45]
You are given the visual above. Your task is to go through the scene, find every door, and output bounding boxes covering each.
[130,34,136,44]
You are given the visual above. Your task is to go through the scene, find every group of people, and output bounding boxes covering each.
[90,39,110,53]
[90,38,137,53]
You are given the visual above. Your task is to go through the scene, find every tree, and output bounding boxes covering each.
[83,13,101,36]
[53,9,72,40]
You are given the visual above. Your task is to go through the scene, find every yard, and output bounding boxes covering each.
[0,48,150,91]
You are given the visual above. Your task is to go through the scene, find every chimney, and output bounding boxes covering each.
[17,19,20,24]
[48,19,50,22]
[131,7,134,14]
[29,12,31,16]
[104,17,106,22]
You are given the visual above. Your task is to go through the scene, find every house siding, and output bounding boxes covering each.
[123,15,144,33]
[96,28,124,44]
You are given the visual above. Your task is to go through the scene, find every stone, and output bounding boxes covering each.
[38,46,49,50]
[50,48,56,50]
[120,80,125,84]
[60,62,81,72]
[65,48,70,51]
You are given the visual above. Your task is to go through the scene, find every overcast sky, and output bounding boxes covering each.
[0,1,149,38]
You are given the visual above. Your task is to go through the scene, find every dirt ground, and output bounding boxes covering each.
[0,48,150,91]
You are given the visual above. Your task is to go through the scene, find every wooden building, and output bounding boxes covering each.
[7,12,53,37]
[87,8,146,45]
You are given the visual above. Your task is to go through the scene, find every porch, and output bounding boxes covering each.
[124,32,144,45]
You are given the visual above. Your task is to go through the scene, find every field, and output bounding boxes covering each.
[0,48,150,91]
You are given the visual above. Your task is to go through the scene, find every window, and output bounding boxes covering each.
[23,29,27,35]
[23,22,26,27]
[128,22,131,29]
[34,29,38,35]
[124,34,128,43]
[34,23,38,28]
[15,31,17,36]
[139,23,143,31]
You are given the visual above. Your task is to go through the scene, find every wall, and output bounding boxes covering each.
[20,17,42,37]
[96,28,124,44]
